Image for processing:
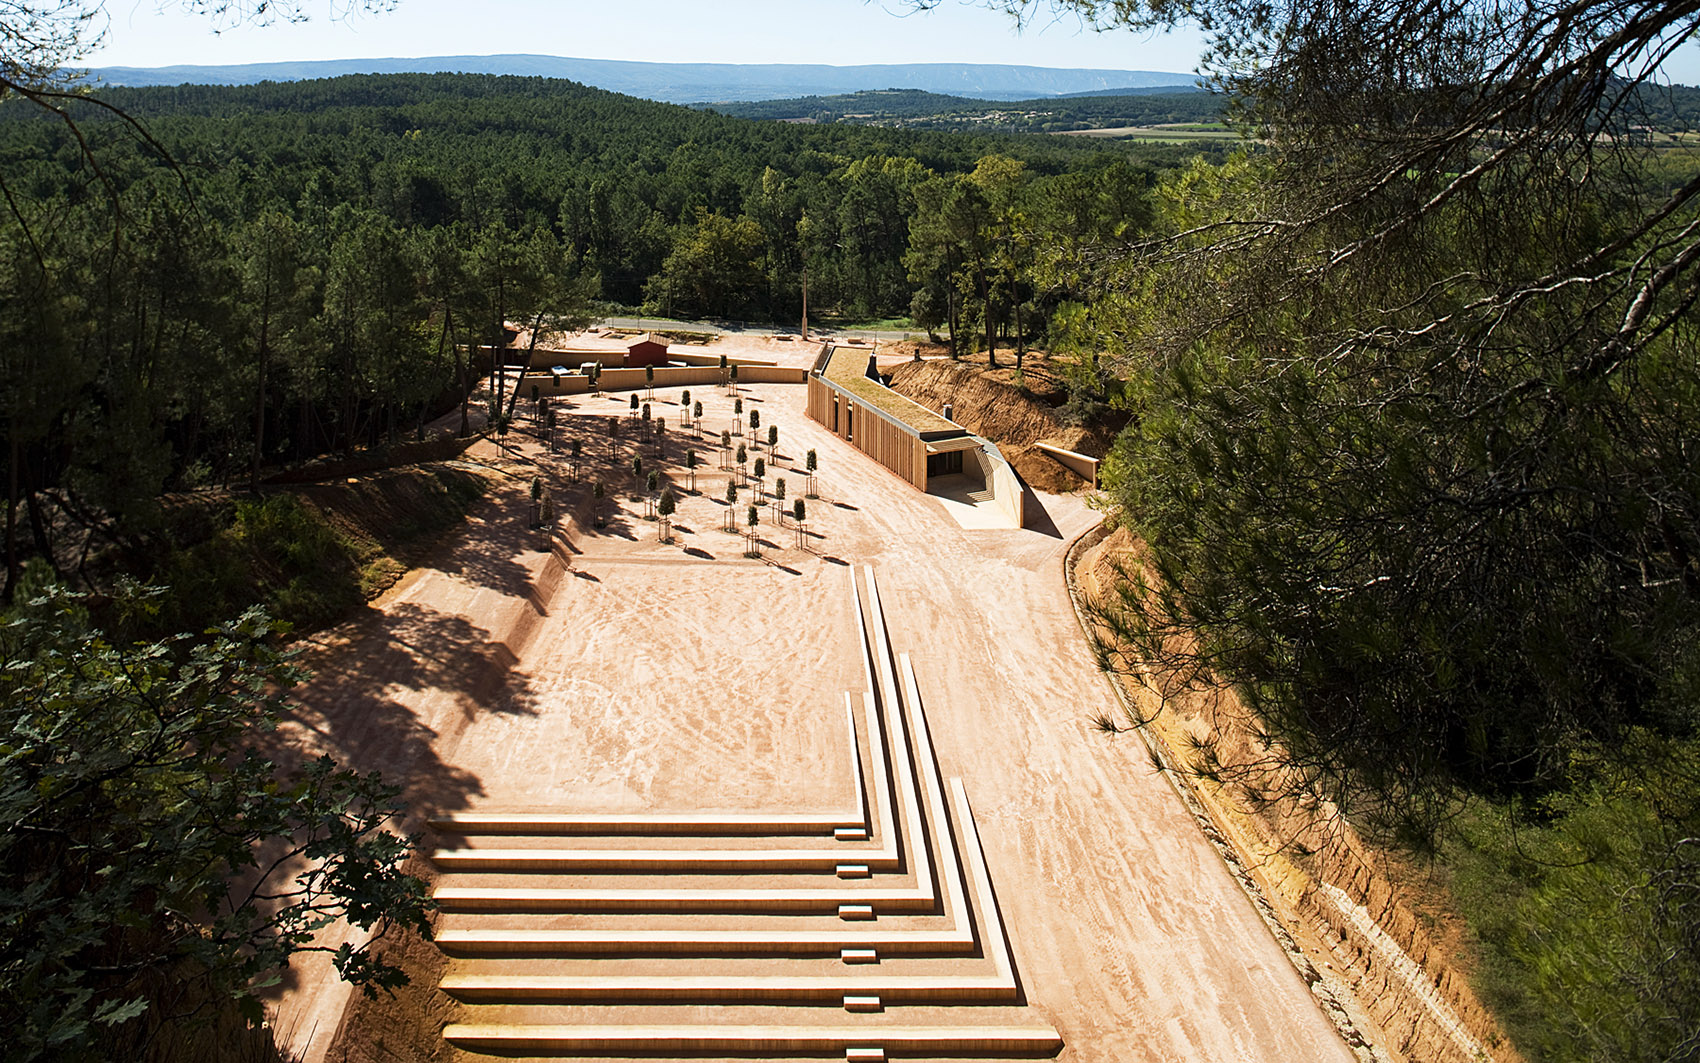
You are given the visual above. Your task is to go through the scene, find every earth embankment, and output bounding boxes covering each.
[882,359,1110,492]
[1074,524,1518,1063]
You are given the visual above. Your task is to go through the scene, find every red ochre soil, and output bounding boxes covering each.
[1076,527,1519,1063]
[269,379,1365,1063]
[881,356,1111,493]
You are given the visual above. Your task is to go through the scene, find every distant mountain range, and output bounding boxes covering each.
[83,53,1197,103]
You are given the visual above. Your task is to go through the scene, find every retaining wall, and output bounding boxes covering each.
[524,348,627,369]
[1034,443,1099,489]
[533,365,806,397]
[980,444,1029,528]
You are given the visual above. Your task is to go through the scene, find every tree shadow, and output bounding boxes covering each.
[683,547,714,560]
[292,601,540,732]
[429,516,541,600]
[253,599,538,1001]
[821,555,851,566]
[833,501,860,511]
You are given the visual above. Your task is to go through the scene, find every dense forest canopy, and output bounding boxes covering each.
[9,71,1191,310]
[961,1,1700,1059]
[4,0,1700,1056]
[0,71,1207,604]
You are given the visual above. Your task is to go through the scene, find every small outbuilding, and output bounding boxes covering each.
[624,334,670,368]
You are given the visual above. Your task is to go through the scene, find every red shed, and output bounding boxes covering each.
[624,334,670,367]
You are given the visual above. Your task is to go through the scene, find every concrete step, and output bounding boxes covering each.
[429,811,857,835]
[431,846,900,872]
[441,1023,1063,1055]
[439,972,1021,1003]
[434,926,974,957]
[428,569,1063,1060]
[431,885,938,914]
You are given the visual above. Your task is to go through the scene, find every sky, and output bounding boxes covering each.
[85,0,1209,74]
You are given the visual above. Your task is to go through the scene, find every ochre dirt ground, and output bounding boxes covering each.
[269,378,1358,1063]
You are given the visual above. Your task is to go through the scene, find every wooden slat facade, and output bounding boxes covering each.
[807,349,1032,528]
[807,375,929,491]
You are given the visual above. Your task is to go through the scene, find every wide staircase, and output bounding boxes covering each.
[426,567,1062,1061]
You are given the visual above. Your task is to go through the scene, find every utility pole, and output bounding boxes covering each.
[801,267,809,341]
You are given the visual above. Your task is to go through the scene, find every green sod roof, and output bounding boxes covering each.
[821,346,960,437]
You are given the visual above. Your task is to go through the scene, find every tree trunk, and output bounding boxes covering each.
[251,266,272,494]
[490,273,509,420]
[4,435,19,603]
[946,285,958,360]
[298,394,311,464]
[1014,295,1024,372]
[445,308,470,439]
[23,468,55,575]
[503,309,546,425]
[343,315,358,458]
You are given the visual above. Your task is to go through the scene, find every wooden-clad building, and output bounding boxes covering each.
[806,345,1029,527]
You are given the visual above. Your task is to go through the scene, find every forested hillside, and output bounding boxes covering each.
[0,71,1204,604]
[45,71,1190,313]
[7,4,1700,1058]
[1040,1,1700,1060]
[697,88,1223,132]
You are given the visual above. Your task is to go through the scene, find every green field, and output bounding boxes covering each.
[1057,125,1243,142]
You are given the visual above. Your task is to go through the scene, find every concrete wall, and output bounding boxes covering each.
[533,365,805,397]
[524,348,626,369]
[956,442,1027,527]
[667,351,782,368]
[981,444,1029,528]
[724,366,808,385]
[962,445,991,488]
[1034,443,1100,488]
[523,347,796,372]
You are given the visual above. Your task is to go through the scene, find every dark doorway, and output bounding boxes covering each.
[927,450,964,478]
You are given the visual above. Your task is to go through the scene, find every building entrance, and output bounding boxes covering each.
[927,450,964,478]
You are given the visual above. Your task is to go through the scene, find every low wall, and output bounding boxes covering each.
[980,444,1029,528]
[732,366,809,385]
[524,348,627,369]
[1034,443,1099,489]
[667,351,781,368]
[523,348,802,372]
[532,365,806,397]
